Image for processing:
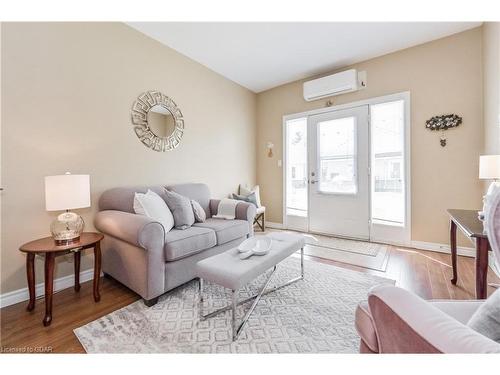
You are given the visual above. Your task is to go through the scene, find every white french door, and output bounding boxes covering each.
[283,92,411,245]
[307,106,370,239]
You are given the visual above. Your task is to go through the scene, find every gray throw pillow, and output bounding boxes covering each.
[191,199,206,223]
[467,288,500,343]
[232,192,258,207]
[163,189,195,230]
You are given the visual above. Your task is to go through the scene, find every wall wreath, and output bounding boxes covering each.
[425,114,462,147]
[425,114,462,131]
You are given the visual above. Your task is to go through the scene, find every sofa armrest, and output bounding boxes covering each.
[366,285,500,353]
[209,199,256,235]
[94,210,165,250]
[209,199,256,221]
[235,201,257,223]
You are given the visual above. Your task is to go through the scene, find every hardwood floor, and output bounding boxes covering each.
[1,245,499,353]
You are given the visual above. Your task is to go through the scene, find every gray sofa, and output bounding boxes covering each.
[94,183,256,306]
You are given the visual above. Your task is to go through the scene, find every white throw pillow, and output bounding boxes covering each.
[239,184,261,207]
[133,190,174,233]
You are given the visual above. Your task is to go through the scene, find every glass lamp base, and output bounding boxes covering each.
[50,211,84,245]
[54,236,81,246]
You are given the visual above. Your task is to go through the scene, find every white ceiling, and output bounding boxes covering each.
[127,22,482,93]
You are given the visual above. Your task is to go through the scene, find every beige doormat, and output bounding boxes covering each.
[270,230,390,272]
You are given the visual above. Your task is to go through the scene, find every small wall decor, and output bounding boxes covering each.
[425,114,462,147]
[266,141,274,158]
[131,90,184,152]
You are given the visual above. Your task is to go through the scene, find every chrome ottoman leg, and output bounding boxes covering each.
[199,278,204,320]
[232,290,238,340]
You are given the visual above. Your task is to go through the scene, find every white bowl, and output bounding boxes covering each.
[237,237,273,255]
[253,237,273,255]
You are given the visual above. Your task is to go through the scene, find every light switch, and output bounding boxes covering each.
[278,160,282,167]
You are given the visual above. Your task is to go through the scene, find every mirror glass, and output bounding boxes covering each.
[147,105,176,138]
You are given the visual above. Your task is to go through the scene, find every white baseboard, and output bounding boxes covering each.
[0,268,95,309]
[265,221,284,229]
[409,241,500,272]
[410,240,475,258]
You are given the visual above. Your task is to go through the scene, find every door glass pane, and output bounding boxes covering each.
[318,117,357,194]
[371,100,405,224]
[286,118,307,217]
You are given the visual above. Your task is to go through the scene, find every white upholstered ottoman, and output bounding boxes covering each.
[196,232,305,340]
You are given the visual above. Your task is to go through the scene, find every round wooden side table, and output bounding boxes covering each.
[19,232,104,326]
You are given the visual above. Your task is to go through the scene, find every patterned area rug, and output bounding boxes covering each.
[74,257,394,353]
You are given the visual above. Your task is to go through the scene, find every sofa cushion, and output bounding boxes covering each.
[193,218,249,245]
[164,227,216,261]
[431,300,484,324]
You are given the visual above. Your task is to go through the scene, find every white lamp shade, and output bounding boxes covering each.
[45,174,90,211]
[479,155,500,180]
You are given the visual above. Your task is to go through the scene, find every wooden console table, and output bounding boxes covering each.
[447,209,490,299]
[19,232,103,326]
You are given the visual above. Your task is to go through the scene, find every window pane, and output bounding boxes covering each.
[318,117,357,194]
[371,100,405,224]
[286,118,307,216]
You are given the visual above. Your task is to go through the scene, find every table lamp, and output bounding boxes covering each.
[478,155,500,219]
[45,173,90,245]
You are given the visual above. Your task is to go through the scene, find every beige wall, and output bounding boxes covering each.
[483,22,500,155]
[1,23,256,294]
[256,27,484,246]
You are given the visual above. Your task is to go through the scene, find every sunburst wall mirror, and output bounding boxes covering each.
[131,90,185,152]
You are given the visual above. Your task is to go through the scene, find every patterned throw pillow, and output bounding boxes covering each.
[232,192,258,207]
[191,199,206,223]
[239,184,261,207]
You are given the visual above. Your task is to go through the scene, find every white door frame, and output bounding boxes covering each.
[282,91,411,246]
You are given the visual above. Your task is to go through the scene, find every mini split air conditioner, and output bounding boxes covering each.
[303,69,365,102]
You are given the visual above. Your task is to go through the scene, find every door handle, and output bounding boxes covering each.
[310,179,317,184]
